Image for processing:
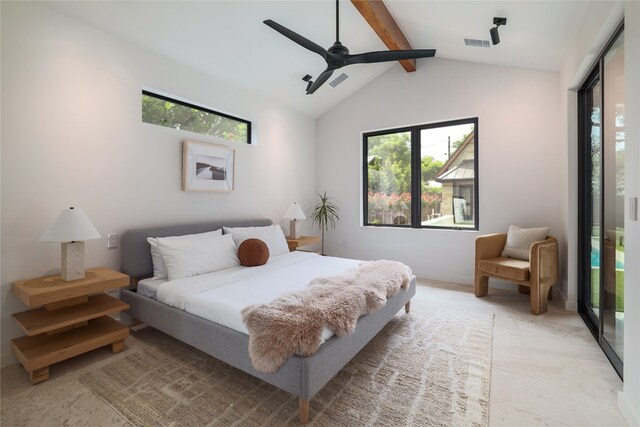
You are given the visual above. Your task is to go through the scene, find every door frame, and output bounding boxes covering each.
[577,20,624,380]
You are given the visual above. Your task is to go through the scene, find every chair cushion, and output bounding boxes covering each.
[478,257,530,281]
[501,225,549,260]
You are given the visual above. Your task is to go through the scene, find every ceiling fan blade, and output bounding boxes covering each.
[346,49,436,65]
[306,69,335,95]
[264,19,328,60]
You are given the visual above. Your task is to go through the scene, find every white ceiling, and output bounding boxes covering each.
[42,1,591,118]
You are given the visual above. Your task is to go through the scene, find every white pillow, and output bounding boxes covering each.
[157,233,239,281]
[501,225,550,260]
[223,224,289,256]
[147,229,222,279]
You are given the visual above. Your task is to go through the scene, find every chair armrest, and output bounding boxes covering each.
[530,237,559,284]
[475,233,507,262]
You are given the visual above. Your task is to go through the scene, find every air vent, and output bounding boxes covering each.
[464,38,490,48]
[329,73,349,88]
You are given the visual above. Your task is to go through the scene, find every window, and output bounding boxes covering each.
[141,90,251,144]
[363,118,478,229]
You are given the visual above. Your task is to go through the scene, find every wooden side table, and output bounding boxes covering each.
[286,236,321,252]
[11,267,130,384]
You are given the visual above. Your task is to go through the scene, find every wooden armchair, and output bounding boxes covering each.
[474,233,559,314]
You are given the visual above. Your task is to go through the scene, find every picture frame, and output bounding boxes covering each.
[182,140,235,192]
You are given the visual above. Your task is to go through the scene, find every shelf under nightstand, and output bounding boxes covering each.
[11,267,130,384]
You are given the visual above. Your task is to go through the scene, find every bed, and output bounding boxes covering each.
[120,218,416,423]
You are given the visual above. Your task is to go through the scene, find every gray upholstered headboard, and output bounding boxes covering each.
[120,218,273,279]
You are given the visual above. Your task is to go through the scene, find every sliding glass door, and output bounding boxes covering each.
[578,23,624,378]
[581,71,602,321]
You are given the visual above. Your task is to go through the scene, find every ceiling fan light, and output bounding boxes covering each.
[266,0,436,95]
[490,27,500,45]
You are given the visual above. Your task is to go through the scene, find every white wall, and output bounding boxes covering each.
[0,2,317,367]
[316,58,563,288]
[557,1,639,424]
[560,0,624,312]
[620,2,640,424]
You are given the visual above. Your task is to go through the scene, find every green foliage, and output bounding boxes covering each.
[452,132,470,150]
[311,192,340,255]
[590,268,624,312]
[425,185,442,194]
[366,133,447,197]
[367,133,411,195]
[142,94,248,142]
[421,155,444,184]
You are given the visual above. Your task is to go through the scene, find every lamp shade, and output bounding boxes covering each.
[39,207,101,242]
[283,202,306,220]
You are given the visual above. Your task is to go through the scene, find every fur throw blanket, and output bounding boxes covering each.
[241,260,410,373]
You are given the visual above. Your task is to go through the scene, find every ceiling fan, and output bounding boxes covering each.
[264,0,436,95]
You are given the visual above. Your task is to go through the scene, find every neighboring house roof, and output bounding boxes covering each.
[435,131,475,183]
[437,159,474,182]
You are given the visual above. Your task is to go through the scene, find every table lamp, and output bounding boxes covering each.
[39,207,101,281]
[283,202,306,239]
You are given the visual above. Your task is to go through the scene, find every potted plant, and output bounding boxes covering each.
[311,191,340,255]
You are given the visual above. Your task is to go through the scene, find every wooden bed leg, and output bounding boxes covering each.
[404,301,411,314]
[299,398,309,424]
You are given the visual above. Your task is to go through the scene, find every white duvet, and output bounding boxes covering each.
[155,251,360,339]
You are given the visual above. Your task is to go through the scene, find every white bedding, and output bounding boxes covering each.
[155,251,361,339]
[137,277,167,299]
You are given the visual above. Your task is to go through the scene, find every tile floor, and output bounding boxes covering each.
[0,280,629,426]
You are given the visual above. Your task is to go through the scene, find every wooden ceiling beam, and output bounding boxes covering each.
[350,0,416,72]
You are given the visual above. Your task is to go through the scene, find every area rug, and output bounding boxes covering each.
[80,308,494,426]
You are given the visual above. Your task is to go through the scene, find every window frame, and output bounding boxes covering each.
[362,117,479,231]
[142,90,252,144]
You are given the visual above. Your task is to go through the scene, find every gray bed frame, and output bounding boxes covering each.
[119,218,416,423]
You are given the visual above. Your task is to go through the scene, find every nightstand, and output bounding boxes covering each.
[286,235,321,252]
[11,267,130,384]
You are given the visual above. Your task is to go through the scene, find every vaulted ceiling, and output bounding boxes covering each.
[42,1,591,118]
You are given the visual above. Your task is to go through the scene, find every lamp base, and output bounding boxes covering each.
[61,242,85,281]
[289,220,298,239]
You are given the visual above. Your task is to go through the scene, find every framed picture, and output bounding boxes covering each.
[182,140,235,192]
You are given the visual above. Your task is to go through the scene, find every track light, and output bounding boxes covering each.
[490,17,507,45]
[490,27,500,45]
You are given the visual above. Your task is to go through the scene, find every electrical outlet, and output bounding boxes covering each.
[107,233,119,249]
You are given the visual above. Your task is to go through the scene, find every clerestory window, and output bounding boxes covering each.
[142,90,251,144]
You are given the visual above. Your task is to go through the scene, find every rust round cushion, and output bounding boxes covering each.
[237,238,270,267]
